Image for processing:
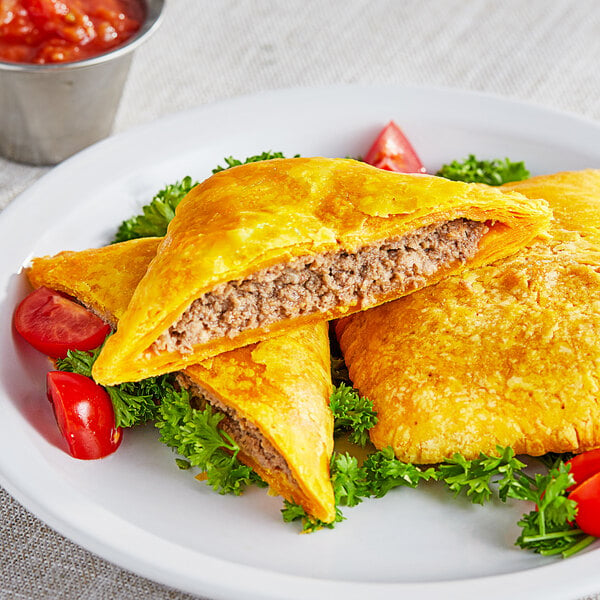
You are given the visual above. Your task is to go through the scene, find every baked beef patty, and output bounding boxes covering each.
[156,218,488,353]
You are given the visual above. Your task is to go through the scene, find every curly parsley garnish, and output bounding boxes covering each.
[362,446,437,498]
[212,151,299,174]
[330,383,378,447]
[437,446,527,504]
[155,387,263,495]
[282,447,436,531]
[282,430,595,560]
[113,176,198,243]
[437,155,530,186]
[511,462,595,558]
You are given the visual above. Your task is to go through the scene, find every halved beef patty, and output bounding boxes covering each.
[156,218,488,353]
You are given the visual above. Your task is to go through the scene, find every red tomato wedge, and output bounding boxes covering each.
[14,287,110,358]
[569,471,600,537]
[46,371,122,459]
[566,448,600,490]
[364,121,427,174]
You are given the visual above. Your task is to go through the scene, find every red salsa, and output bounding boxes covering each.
[0,0,144,64]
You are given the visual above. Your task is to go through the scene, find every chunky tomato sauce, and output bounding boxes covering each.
[0,0,144,64]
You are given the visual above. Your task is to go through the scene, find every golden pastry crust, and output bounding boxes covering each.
[26,238,161,326]
[92,157,551,386]
[337,170,600,463]
[502,169,600,243]
[25,239,335,523]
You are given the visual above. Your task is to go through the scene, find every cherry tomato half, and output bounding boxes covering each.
[569,470,600,537]
[364,121,427,174]
[566,448,600,490]
[14,287,110,358]
[46,371,121,459]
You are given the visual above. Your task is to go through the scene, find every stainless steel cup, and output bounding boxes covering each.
[0,0,164,166]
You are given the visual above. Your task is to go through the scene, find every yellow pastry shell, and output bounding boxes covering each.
[92,157,551,386]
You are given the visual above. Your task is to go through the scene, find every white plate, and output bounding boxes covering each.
[1,85,600,600]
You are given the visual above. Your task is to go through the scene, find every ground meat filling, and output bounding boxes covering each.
[176,373,297,485]
[155,218,488,354]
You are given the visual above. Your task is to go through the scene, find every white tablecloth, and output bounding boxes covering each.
[2,1,600,597]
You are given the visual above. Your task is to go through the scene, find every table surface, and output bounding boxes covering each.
[2,0,600,598]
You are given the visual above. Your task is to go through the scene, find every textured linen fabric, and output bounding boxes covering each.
[2,0,600,598]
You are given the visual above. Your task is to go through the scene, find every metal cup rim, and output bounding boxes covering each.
[0,0,165,72]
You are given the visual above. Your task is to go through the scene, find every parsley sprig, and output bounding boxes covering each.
[113,176,198,243]
[437,446,527,504]
[58,348,264,493]
[212,151,300,174]
[362,446,437,498]
[330,383,378,447]
[57,347,265,493]
[437,155,530,186]
[282,447,437,531]
[282,436,597,561]
[436,448,595,558]
[510,463,595,557]
[155,387,263,495]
